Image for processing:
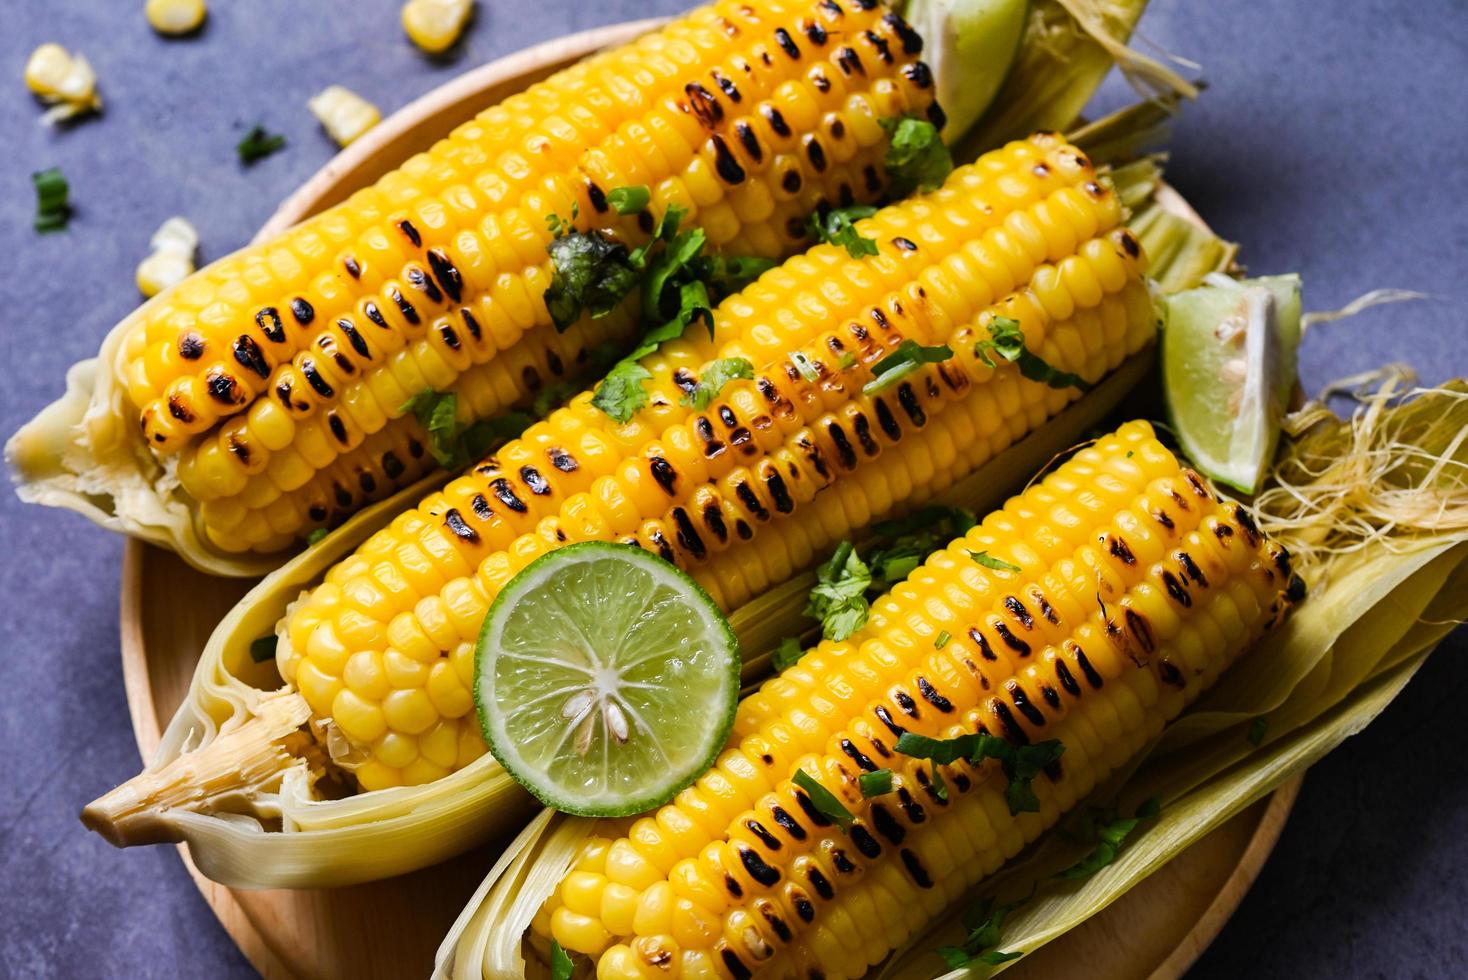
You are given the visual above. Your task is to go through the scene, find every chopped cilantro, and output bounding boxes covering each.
[895,731,1065,815]
[772,637,804,672]
[789,350,821,383]
[935,895,1027,971]
[549,939,574,980]
[401,390,528,469]
[696,255,776,298]
[606,185,650,215]
[590,361,653,424]
[934,630,952,649]
[806,204,879,258]
[1248,716,1269,746]
[544,231,639,331]
[237,125,286,165]
[249,635,277,664]
[306,527,329,546]
[805,541,872,641]
[683,357,754,410]
[862,339,953,395]
[975,316,1092,392]
[858,769,893,798]
[881,116,953,197]
[793,768,854,829]
[866,506,976,590]
[32,167,70,233]
[969,550,1022,574]
[1055,797,1161,880]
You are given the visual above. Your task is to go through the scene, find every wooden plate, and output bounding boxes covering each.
[117,18,1301,979]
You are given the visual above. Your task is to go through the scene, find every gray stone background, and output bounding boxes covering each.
[1,0,1465,976]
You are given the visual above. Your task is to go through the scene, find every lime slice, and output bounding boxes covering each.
[904,0,1029,142]
[474,542,739,817]
[1162,274,1303,495]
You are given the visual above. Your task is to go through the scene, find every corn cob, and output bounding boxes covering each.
[522,420,1301,979]
[268,133,1152,794]
[10,0,939,572]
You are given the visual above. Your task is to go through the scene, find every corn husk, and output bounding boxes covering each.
[442,376,1468,977]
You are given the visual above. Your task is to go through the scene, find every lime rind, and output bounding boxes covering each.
[474,542,740,818]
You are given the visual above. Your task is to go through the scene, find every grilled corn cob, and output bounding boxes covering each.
[10,0,938,575]
[504,420,1302,980]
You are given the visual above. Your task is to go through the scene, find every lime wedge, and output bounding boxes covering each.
[474,542,739,817]
[1162,274,1303,495]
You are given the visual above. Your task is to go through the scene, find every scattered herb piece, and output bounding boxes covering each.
[306,527,329,545]
[934,630,952,649]
[975,316,1092,392]
[32,167,70,232]
[929,762,948,802]
[789,350,821,383]
[1248,716,1269,746]
[895,731,1065,815]
[858,769,893,798]
[772,636,804,672]
[969,550,1022,573]
[590,361,653,424]
[866,506,976,590]
[838,352,858,370]
[881,116,953,197]
[401,390,529,469]
[544,231,639,331]
[935,895,1027,971]
[237,125,286,165]
[806,204,879,258]
[683,357,754,410]
[863,339,953,395]
[1055,797,1161,880]
[606,185,650,215]
[804,540,873,641]
[793,768,854,829]
[249,635,276,664]
[549,939,574,980]
[697,255,776,296]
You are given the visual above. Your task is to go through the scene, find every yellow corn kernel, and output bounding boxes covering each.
[25,43,100,122]
[309,85,381,148]
[402,0,473,54]
[145,0,207,35]
[135,217,199,298]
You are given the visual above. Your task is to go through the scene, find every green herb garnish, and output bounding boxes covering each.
[805,540,872,641]
[789,350,821,383]
[881,116,953,197]
[806,204,879,258]
[683,357,755,410]
[935,895,1027,971]
[237,125,286,165]
[401,390,530,468]
[544,231,639,331]
[590,361,654,424]
[975,316,1093,392]
[249,635,276,664]
[858,769,893,798]
[549,939,574,980]
[793,768,854,829]
[606,185,651,215]
[862,339,953,395]
[895,731,1065,815]
[969,550,1022,574]
[306,527,329,546]
[1055,797,1161,880]
[1248,716,1269,746]
[32,168,70,233]
[772,636,804,672]
[865,505,976,590]
[934,630,952,649]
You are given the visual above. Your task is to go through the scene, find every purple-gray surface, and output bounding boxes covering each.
[1,0,1464,976]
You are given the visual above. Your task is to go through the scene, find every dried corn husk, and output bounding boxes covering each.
[439,377,1468,977]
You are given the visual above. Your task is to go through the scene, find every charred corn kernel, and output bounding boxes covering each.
[276,136,1154,791]
[25,44,100,122]
[535,421,1304,976]
[145,0,206,35]
[402,0,473,54]
[136,217,199,298]
[309,85,381,147]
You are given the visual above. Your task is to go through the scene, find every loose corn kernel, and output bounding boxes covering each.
[145,0,207,35]
[309,85,381,147]
[135,217,199,298]
[25,44,101,123]
[402,0,474,54]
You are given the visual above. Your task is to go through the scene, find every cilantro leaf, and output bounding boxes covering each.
[881,116,953,197]
[772,637,804,672]
[969,550,1022,573]
[1248,716,1269,746]
[549,939,574,980]
[456,412,534,462]
[695,254,777,300]
[858,769,893,798]
[1055,797,1161,880]
[591,361,653,424]
[934,630,952,649]
[863,339,953,395]
[249,635,276,664]
[544,231,639,331]
[237,125,286,165]
[975,316,1092,392]
[683,357,754,410]
[306,527,329,546]
[934,895,1027,971]
[806,204,879,258]
[401,391,527,469]
[32,167,70,233]
[607,185,651,215]
[805,541,872,641]
[895,731,1065,815]
[793,768,854,829]
[866,506,976,590]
